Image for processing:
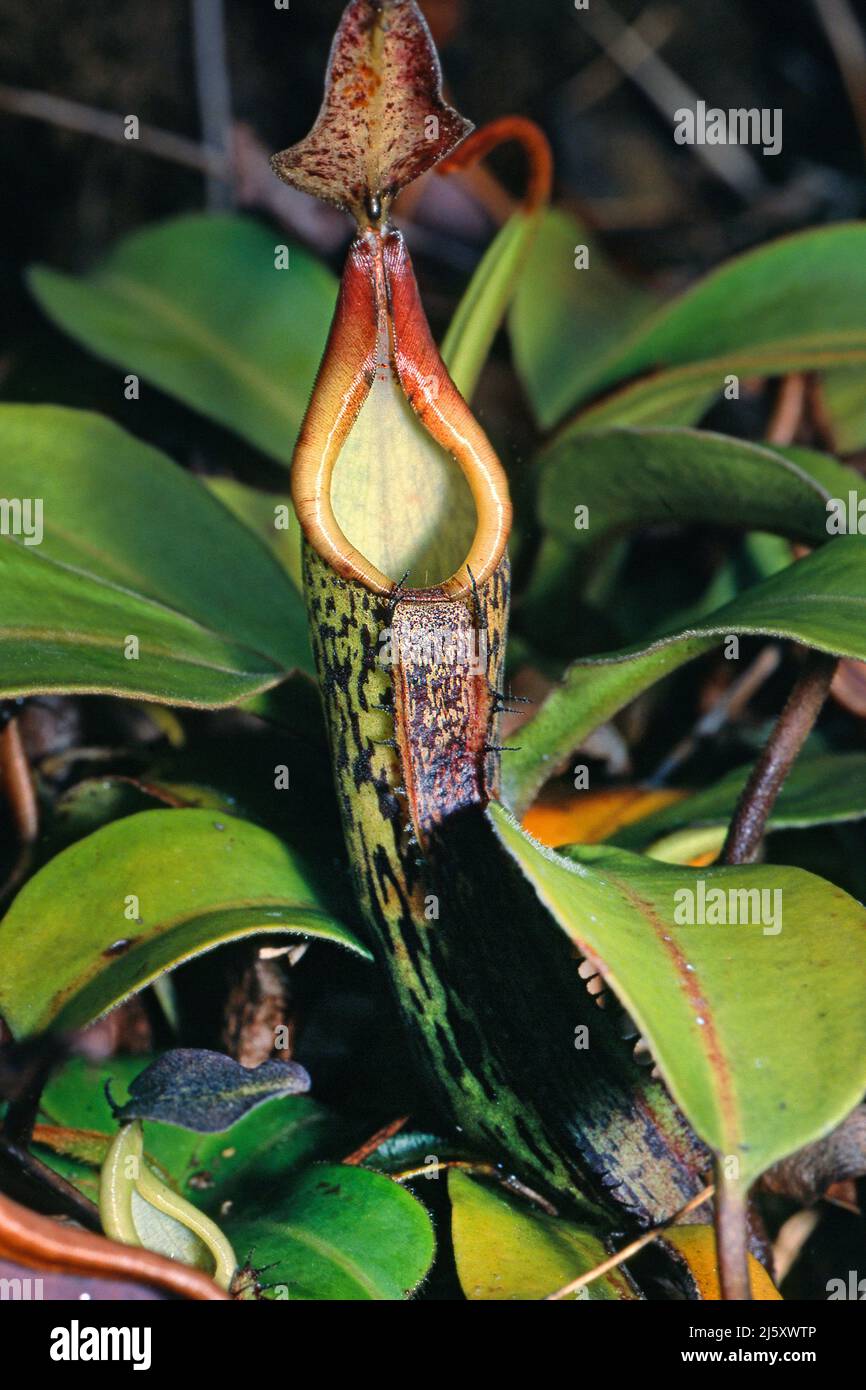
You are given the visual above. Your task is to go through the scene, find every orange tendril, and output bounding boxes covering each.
[0,1190,229,1300]
[436,115,553,212]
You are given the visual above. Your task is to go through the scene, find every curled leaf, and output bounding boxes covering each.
[99,1121,237,1291]
[0,808,369,1037]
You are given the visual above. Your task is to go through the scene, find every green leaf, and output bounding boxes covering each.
[448,1171,636,1300]
[205,476,302,591]
[515,219,866,431]
[46,778,173,852]
[0,405,313,705]
[610,752,866,857]
[225,1164,435,1300]
[28,215,337,464]
[40,1056,352,1214]
[111,1049,311,1132]
[822,366,866,453]
[491,804,866,1187]
[539,427,837,552]
[508,210,654,428]
[777,444,866,520]
[358,1129,463,1173]
[42,1057,155,1135]
[43,775,239,858]
[441,211,546,401]
[0,808,369,1036]
[503,535,866,814]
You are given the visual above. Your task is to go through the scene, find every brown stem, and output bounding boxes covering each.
[0,82,228,178]
[0,1033,58,1152]
[1,1092,41,1151]
[766,373,807,447]
[649,644,781,786]
[722,651,838,865]
[0,716,39,908]
[191,0,234,211]
[567,5,681,115]
[716,1172,751,1300]
[0,1138,101,1230]
[0,718,38,847]
[392,1159,559,1217]
[342,1115,409,1166]
[805,373,840,454]
[812,0,866,167]
[0,1189,228,1299]
[578,0,763,199]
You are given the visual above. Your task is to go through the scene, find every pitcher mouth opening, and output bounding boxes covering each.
[291,228,511,603]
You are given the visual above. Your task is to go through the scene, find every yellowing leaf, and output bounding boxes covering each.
[523,787,686,849]
[449,1171,637,1301]
[662,1225,781,1301]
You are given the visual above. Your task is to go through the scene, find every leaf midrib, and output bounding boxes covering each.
[0,541,287,675]
[575,593,866,671]
[600,868,739,1151]
[575,220,866,400]
[572,335,866,429]
[253,1215,389,1299]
